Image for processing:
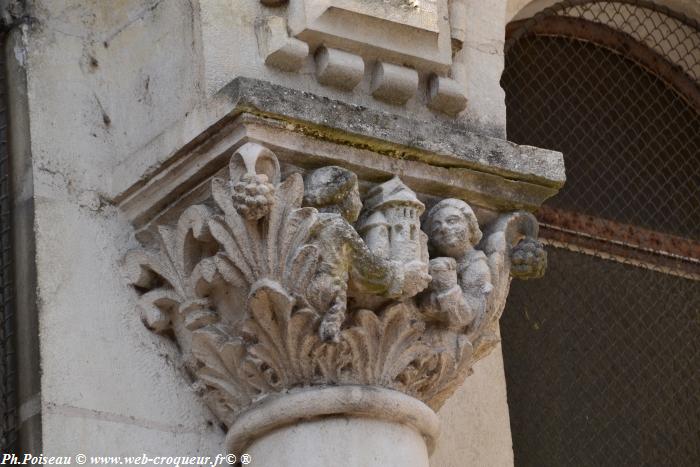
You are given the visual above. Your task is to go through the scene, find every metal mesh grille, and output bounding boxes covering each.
[503,249,699,466]
[505,34,699,237]
[500,1,700,466]
[0,33,16,452]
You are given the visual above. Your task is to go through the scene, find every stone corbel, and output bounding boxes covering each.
[123,137,551,466]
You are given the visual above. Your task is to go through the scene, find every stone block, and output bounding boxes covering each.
[256,16,309,72]
[427,75,468,116]
[288,0,452,72]
[455,0,507,136]
[370,62,419,105]
[449,0,468,46]
[266,39,309,72]
[315,46,364,91]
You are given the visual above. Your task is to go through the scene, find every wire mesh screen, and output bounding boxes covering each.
[0,32,16,452]
[500,1,700,466]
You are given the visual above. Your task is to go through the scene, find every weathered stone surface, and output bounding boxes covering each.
[110,78,564,200]
[198,0,509,139]
[227,386,440,457]
[456,0,509,136]
[427,75,468,116]
[370,62,419,105]
[118,114,563,234]
[286,0,452,71]
[217,79,565,185]
[246,410,431,467]
[449,0,468,44]
[315,46,365,91]
[256,16,309,72]
[124,141,548,453]
[114,79,565,228]
[431,345,515,466]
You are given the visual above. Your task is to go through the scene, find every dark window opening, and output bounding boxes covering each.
[501,1,700,466]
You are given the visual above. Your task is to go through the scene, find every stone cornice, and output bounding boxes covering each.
[214,78,564,186]
[112,78,564,207]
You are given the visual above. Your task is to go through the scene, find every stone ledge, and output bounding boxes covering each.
[114,78,564,228]
[215,78,564,187]
[117,113,561,231]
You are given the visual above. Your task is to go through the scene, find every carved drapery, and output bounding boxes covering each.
[123,142,546,442]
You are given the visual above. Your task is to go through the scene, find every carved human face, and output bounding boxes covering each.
[341,183,362,223]
[429,206,472,258]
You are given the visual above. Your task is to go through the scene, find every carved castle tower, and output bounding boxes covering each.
[357,177,426,264]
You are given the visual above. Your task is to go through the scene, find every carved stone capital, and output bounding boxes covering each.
[124,141,548,453]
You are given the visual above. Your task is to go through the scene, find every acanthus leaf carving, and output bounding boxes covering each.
[342,304,428,387]
[124,142,548,432]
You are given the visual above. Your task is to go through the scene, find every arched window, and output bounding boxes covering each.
[500,1,699,465]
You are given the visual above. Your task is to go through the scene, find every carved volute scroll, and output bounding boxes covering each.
[123,142,546,435]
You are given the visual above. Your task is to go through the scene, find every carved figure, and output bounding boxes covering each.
[303,167,428,342]
[422,199,492,329]
[302,165,363,221]
[421,198,547,361]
